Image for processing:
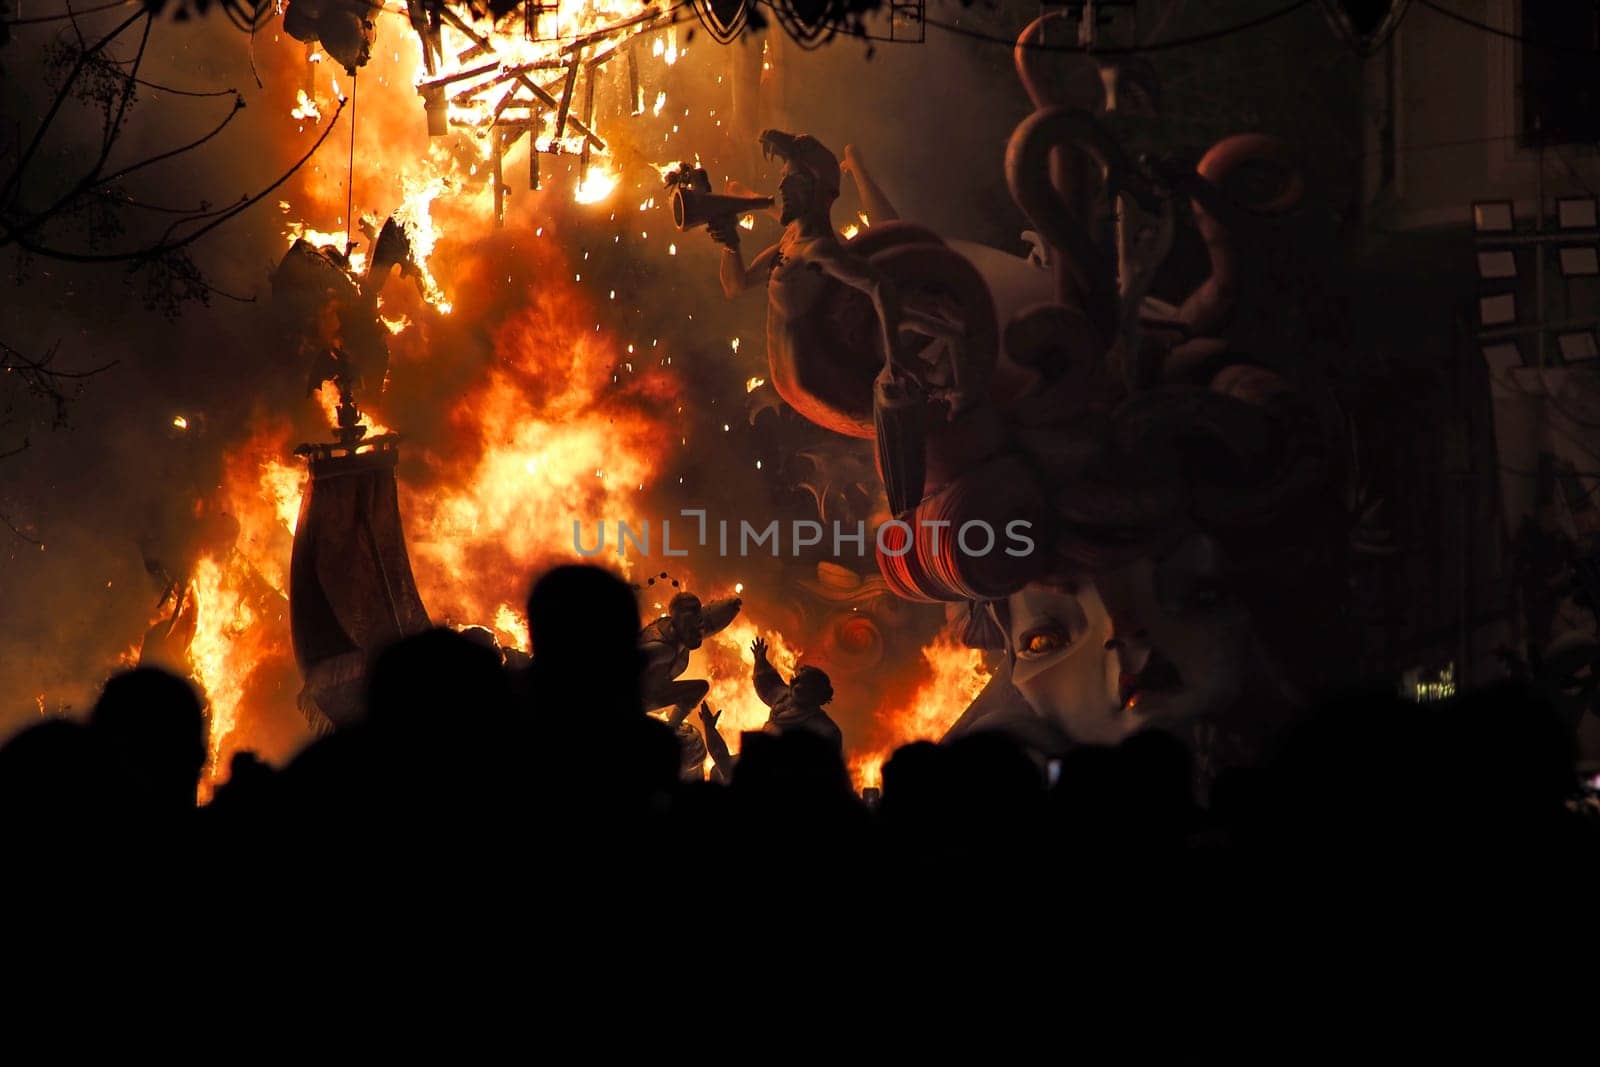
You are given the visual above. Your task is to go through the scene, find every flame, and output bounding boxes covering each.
[690,619,802,761]
[175,422,304,784]
[744,376,765,393]
[284,221,365,274]
[650,161,687,183]
[841,224,859,240]
[260,458,305,537]
[493,603,530,653]
[398,265,678,628]
[148,7,977,795]
[189,556,250,779]
[849,636,993,790]
[313,381,394,437]
[172,415,189,430]
[291,88,322,123]
[574,168,620,205]
[392,177,453,313]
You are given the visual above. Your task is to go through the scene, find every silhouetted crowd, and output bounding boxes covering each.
[6,564,1598,955]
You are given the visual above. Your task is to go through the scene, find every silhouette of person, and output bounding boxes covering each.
[525,565,679,800]
[90,667,209,813]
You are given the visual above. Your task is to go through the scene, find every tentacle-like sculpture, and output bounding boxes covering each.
[879,20,1343,624]
[1003,106,1135,349]
[1176,134,1307,337]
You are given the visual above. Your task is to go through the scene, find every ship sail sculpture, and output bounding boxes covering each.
[272,217,433,732]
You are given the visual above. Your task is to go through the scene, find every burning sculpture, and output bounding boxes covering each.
[288,431,431,732]
[640,590,744,717]
[409,1,672,223]
[860,17,1351,775]
[272,219,435,731]
[283,0,376,74]
[671,11,1348,774]
[694,128,1008,518]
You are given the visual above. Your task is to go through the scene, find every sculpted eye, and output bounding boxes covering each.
[1018,625,1069,658]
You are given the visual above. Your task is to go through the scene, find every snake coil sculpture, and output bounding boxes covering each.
[868,14,1350,706]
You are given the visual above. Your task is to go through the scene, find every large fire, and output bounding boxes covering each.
[141,7,984,793]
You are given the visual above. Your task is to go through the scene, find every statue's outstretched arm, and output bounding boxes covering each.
[842,144,901,224]
[698,596,743,636]
[700,702,736,783]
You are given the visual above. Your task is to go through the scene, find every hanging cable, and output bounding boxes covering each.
[346,71,358,250]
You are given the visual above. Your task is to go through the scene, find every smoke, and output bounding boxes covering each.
[1,15,315,735]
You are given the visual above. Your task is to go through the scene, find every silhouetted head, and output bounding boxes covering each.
[457,624,504,661]
[790,665,834,708]
[0,719,126,827]
[90,667,208,811]
[732,728,854,804]
[669,591,704,649]
[879,740,951,828]
[526,564,644,714]
[366,627,511,734]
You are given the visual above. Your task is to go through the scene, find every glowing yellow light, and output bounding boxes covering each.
[575,170,619,204]
[290,89,321,123]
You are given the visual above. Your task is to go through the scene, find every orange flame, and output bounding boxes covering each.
[157,10,983,797]
[849,636,994,790]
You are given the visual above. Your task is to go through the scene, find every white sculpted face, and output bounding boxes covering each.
[1004,532,1256,744]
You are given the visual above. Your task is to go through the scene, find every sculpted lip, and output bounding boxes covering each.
[1119,651,1183,709]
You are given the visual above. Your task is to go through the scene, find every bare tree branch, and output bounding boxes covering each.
[0,8,148,206]
[2,98,347,263]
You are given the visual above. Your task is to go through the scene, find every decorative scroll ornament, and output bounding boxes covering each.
[1316,0,1411,57]
[767,0,851,49]
[691,0,749,44]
